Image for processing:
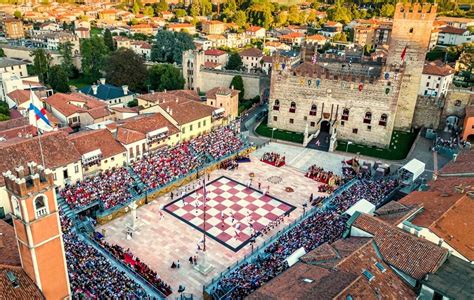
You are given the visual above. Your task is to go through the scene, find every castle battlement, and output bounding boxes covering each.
[3,161,54,198]
[394,2,437,21]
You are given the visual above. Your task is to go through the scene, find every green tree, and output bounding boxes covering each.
[201,0,212,16]
[80,36,109,81]
[144,5,154,17]
[175,9,187,18]
[379,4,395,17]
[154,0,169,14]
[48,65,70,93]
[132,2,140,15]
[58,41,74,77]
[0,48,5,57]
[234,10,247,27]
[247,0,274,29]
[148,64,185,91]
[190,0,200,17]
[103,28,115,51]
[151,30,195,64]
[327,2,352,24]
[230,75,244,100]
[14,10,21,19]
[104,48,147,91]
[333,32,348,42]
[288,5,301,25]
[31,48,51,83]
[226,52,243,70]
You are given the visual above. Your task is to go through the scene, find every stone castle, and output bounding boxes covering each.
[268,2,438,149]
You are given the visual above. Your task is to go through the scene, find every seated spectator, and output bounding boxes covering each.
[261,152,285,167]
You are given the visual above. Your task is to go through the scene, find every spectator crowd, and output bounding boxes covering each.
[260,152,286,167]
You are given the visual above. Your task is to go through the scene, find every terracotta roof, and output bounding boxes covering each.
[436,16,474,24]
[118,113,179,136]
[115,127,146,145]
[138,90,200,103]
[439,149,474,175]
[239,47,263,57]
[205,87,239,99]
[325,21,342,27]
[374,201,421,225]
[428,195,474,261]
[440,26,468,35]
[0,265,44,299]
[262,55,272,63]
[158,98,215,125]
[168,23,194,29]
[306,34,326,41]
[44,93,106,117]
[353,213,448,280]
[0,220,21,266]
[0,125,37,141]
[466,105,474,118]
[0,131,81,186]
[109,106,137,113]
[6,90,31,105]
[0,117,29,132]
[131,24,153,29]
[206,34,225,40]
[203,61,221,69]
[68,129,125,159]
[280,32,305,39]
[86,106,112,119]
[423,61,454,76]
[246,26,264,32]
[204,49,227,56]
[249,237,416,299]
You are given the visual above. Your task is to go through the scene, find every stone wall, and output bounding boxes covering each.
[268,65,402,148]
[412,96,443,129]
[441,89,474,124]
[199,69,270,99]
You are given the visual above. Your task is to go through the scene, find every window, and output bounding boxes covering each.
[203,120,206,126]
[289,118,294,124]
[129,148,134,158]
[74,165,79,174]
[309,104,317,116]
[304,116,307,121]
[190,124,193,131]
[273,100,280,111]
[198,121,201,128]
[111,157,115,161]
[182,127,186,134]
[367,125,371,131]
[436,83,439,88]
[375,262,386,273]
[379,114,388,126]
[426,82,430,87]
[34,195,48,219]
[409,27,414,34]
[341,121,344,126]
[342,108,349,121]
[104,160,108,163]
[289,101,296,113]
[12,196,21,218]
[352,128,358,134]
[53,173,57,180]
[428,76,431,79]
[362,270,375,281]
[454,100,462,107]
[210,101,214,106]
[310,121,315,127]
[363,112,372,124]
[273,116,277,121]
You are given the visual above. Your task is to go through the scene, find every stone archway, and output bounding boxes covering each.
[320,120,330,133]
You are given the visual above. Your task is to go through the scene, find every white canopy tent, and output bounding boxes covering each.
[401,159,425,182]
[286,247,306,267]
[344,199,376,216]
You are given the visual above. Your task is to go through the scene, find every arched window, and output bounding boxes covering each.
[289,101,296,113]
[309,104,317,116]
[364,112,372,124]
[342,108,349,121]
[34,195,48,219]
[12,195,21,218]
[273,100,280,111]
[379,114,388,126]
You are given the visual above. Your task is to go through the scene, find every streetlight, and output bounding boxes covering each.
[271,128,277,141]
[345,141,353,153]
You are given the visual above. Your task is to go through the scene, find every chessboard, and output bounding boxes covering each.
[164,176,296,252]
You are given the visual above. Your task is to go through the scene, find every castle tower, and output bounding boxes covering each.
[183,49,205,91]
[3,162,70,299]
[387,2,437,130]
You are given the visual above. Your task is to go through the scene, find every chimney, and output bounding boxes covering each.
[175,97,178,103]
[92,84,98,95]
[166,106,170,113]
[231,85,234,90]
[122,85,129,95]
[164,89,167,93]
[99,78,106,85]
[438,239,443,247]
[150,90,155,94]
[170,109,173,115]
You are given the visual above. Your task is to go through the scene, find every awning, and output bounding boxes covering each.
[82,149,102,163]
[401,159,425,181]
[345,199,376,216]
[148,127,168,137]
[285,247,306,267]
[213,108,225,115]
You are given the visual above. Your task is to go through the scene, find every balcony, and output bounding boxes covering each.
[363,118,371,124]
[289,108,296,113]
[309,111,317,116]
[379,120,387,126]
[273,105,280,111]
[341,114,349,121]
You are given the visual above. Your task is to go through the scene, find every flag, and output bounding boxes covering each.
[400,45,407,62]
[28,90,52,132]
[312,52,317,64]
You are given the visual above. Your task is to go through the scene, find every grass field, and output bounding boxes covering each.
[336,130,418,160]
[69,76,93,89]
[255,117,304,144]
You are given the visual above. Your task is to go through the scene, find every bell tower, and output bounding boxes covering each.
[3,162,70,300]
[387,2,437,130]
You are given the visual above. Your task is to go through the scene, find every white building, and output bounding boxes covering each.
[204,49,229,66]
[239,48,263,72]
[130,41,152,61]
[246,26,266,39]
[437,26,473,46]
[418,61,454,98]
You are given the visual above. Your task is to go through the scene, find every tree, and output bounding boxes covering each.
[333,32,347,42]
[230,75,244,101]
[132,2,140,15]
[226,52,243,70]
[175,9,187,18]
[288,5,301,25]
[154,0,169,14]
[0,48,5,57]
[234,10,247,27]
[48,65,70,93]
[104,48,147,91]
[201,0,212,16]
[151,30,195,64]
[31,48,51,83]
[58,42,74,77]
[380,4,395,18]
[80,36,109,81]
[148,64,185,92]
[190,0,200,17]
[103,29,115,52]
[144,5,154,17]
[14,10,21,19]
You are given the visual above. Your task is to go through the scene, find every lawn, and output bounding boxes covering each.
[255,117,304,144]
[90,27,103,36]
[336,130,418,160]
[69,77,93,89]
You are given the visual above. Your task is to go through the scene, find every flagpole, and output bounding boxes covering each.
[202,171,207,252]
[29,87,46,167]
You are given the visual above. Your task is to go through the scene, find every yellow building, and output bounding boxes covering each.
[137,90,218,141]
[205,87,239,121]
[3,18,24,39]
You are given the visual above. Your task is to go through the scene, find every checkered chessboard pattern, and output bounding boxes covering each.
[164,176,295,252]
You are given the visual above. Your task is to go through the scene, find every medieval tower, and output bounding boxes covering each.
[387,2,437,130]
[3,162,70,299]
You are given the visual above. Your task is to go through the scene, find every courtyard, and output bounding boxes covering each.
[97,143,376,298]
